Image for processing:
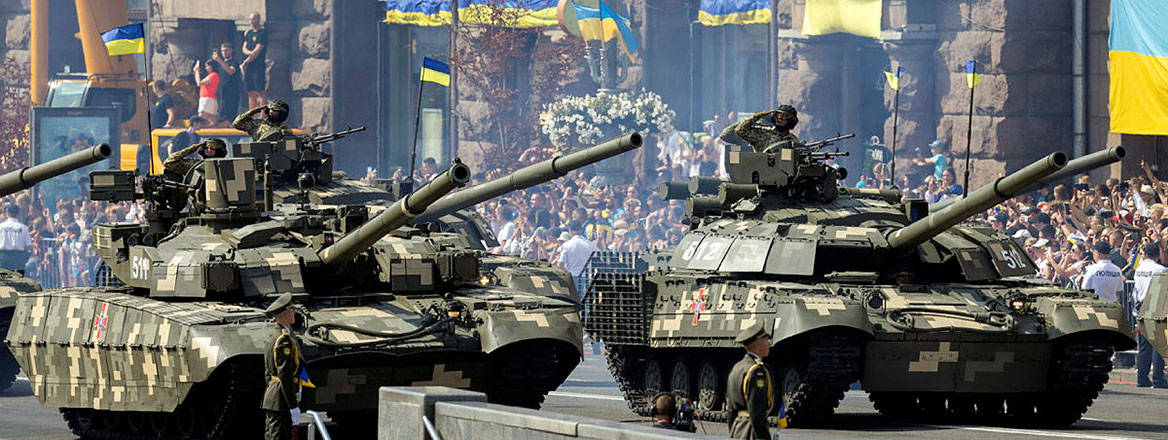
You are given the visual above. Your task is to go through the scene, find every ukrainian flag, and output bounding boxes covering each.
[385,0,557,28]
[297,366,316,388]
[385,0,452,26]
[421,57,451,87]
[599,1,639,61]
[965,60,983,88]
[100,23,145,56]
[698,0,772,26]
[884,66,904,91]
[573,2,609,41]
[802,0,881,39]
[1109,0,1168,135]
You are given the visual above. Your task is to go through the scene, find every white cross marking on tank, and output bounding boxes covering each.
[414,364,472,387]
[908,342,960,372]
[1071,305,1119,328]
[804,299,846,316]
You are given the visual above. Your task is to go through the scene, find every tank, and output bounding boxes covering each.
[1139,269,1168,359]
[0,143,112,391]
[585,142,1135,428]
[4,132,641,439]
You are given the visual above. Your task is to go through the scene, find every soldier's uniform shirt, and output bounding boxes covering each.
[233,110,291,142]
[162,141,209,178]
[263,324,302,440]
[725,353,773,439]
[719,111,800,153]
[1081,259,1124,303]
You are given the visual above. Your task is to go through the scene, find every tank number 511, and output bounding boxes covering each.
[130,256,151,280]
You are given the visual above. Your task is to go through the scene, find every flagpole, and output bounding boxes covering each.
[890,70,900,188]
[963,62,975,199]
[409,64,425,184]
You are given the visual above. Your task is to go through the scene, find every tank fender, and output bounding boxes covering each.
[476,307,583,355]
[772,296,873,343]
[1037,297,1136,350]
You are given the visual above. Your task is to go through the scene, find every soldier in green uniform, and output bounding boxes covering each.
[263,293,303,440]
[234,100,291,142]
[719,105,800,153]
[725,322,775,440]
[163,138,227,177]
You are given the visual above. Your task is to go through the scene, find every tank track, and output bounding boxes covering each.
[487,343,566,409]
[604,345,654,417]
[780,332,863,427]
[1,308,14,392]
[868,337,1113,427]
[60,360,263,440]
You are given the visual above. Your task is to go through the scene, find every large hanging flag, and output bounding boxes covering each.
[384,0,557,28]
[1109,0,1168,135]
[884,66,904,90]
[572,2,610,41]
[965,60,983,88]
[421,57,451,86]
[599,0,639,61]
[100,23,146,56]
[802,0,881,39]
[698,0,772,26]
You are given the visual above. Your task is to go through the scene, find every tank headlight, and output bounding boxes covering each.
[1009,299,1027,311]
[478,274,498,286]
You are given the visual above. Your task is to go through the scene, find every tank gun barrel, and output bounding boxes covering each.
[929,147,1124,213]
[413,133,642,222]
[319,161,471,267]
[0,144,111,197]
[888,152,1067,250]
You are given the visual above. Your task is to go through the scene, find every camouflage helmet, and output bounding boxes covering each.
[775,104,799,128]
[267,100,290,124]
[199,138,228,158]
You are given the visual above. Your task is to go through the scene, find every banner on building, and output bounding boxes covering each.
[698,0,772,26]
[1109,0,1168,135]
[802,0,881,39]
[385,0,558,28]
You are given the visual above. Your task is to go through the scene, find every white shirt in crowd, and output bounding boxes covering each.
[0,217,32,251]
[1132,258,1166,307]
[555,234,598,278]
[1080,259,1124,302]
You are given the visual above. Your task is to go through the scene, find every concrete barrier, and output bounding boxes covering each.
[379,387,726,440]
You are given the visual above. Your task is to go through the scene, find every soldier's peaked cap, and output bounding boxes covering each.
[265,293,294,316]
[735,321,770,345]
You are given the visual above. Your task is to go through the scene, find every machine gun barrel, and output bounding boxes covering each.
[806,133,855,150]
[308,126,366,145]
[928,147,1125,214]
[0,144,111,197]
[887,152,1067,250]
[319,161,471,267]
[413,133,643,222]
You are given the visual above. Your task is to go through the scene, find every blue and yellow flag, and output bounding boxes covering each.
[884,66,904,91]
[1109,0,1168,135]
[384,0,557,28]
[421,57,451,87]
[802,0,881,39]
[1125,247,1143,272]
[965,60,983,88]
[573,2,610,41]
[100,23,145,56]
[297,366,316,388]
[698,0,772,26]
[599,1,638,61]
[777,400,789,429]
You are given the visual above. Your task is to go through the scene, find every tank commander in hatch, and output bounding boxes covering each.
[163,138,227,179]
[719,105,801,153]
[234,99,292,142]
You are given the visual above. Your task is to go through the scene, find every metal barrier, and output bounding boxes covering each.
[305,410,332,440]
[422,415,443,440]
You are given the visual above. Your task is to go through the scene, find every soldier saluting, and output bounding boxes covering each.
[263,293,304,440]
[726,322,775,440]
[719,105,801,153]
[234,100,292,141]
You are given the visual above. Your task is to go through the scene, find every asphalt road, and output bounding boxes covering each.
[2,352,1166,440]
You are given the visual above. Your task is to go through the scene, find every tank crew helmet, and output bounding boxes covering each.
[735,322,770,345]
[199,138,228,158]
[265,292,294,317]
[267,100,290,124]
[774,105,799,130]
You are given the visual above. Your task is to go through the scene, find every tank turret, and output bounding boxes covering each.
[0,143,111,197]
[887,152,1066,250]
[413,133,642,222]
[319,160,471,267]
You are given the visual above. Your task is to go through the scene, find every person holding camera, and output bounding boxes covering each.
[649,393,697,432]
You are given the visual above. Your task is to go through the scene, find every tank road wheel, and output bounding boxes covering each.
[1005,395,1036,420]
[643,357,666,397]
[60,408,100,438]
[973,395,1005,419]
[603,345,653,417]
[947,395,976,420]
[696,360,724,421]
[1033,338,1114,428]
[778,332,861,427]
[868,392,919,418]
[670,358,692,398]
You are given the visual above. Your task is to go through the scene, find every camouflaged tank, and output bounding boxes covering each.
[585,141,1135,428]
[1139,271,1168,360]
[0,144,112,391]
[4,130,642,440]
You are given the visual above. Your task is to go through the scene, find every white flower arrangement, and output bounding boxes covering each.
[542,90,675,146]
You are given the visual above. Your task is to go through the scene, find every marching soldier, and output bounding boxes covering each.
[263,293,303,440]
[234,100,292,142]
[725,322,775,440]
[719,105,801,153]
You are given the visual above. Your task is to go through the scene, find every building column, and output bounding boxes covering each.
[776,35,843,140]
[881,38,936,161]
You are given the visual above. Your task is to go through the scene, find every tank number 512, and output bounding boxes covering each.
[999,249,1027,269]
[130,256,151,280]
